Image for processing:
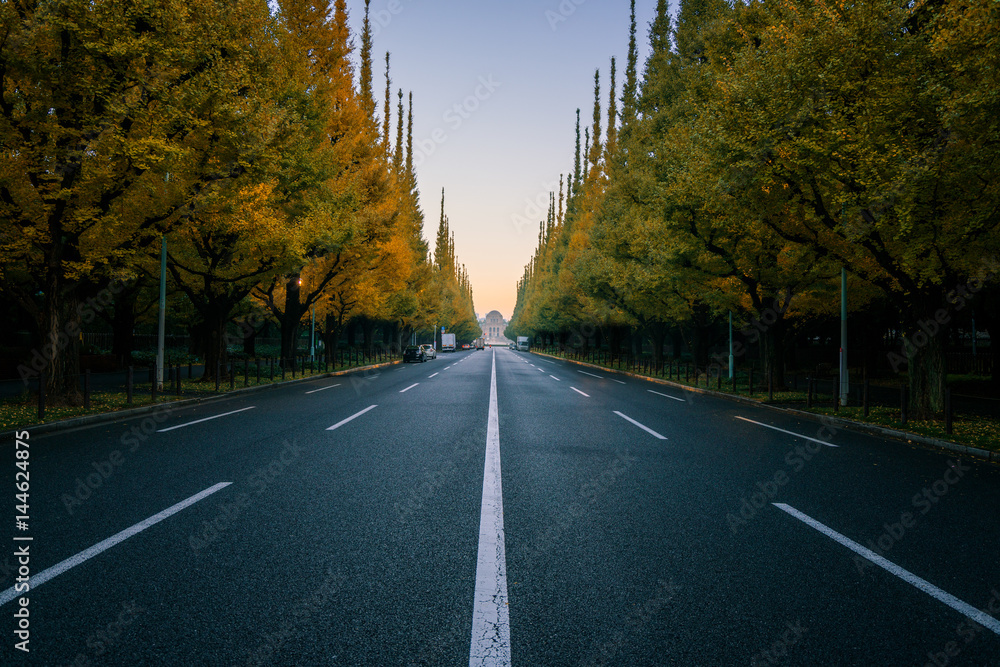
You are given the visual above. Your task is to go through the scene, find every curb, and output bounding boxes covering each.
[2,359,400,439]
[534,351,1000,466]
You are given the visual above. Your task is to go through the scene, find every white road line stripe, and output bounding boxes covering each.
[326,405,378,431]
[578,370,604,379]
[549,375,561,381]
[470,350,510,666]
[400,383,419,393]
[611,379,626,385]
[428,373,439,378]
[773,503,1000,636]
[648,389,685,402]
[571,387,590,397]
[734,416,838,447]
[537,368,545,372]
[305,383,341,394]
[157,407,256,432]
[614,411,667,440]
[0,483,231,606]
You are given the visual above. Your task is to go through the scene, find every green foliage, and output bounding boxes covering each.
[509,0,999,415]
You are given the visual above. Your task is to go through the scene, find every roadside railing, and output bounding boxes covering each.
[0,348,399,427]
[535,346,998,451]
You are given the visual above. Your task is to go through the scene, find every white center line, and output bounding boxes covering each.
[614,411,667,440]
[537,368,545,373]
[774,503,1000,636]
[326,405,378,431]
[469,350,510,666]
[578,370,604,379]
[305,383,341,394]
[549,375,561,381]
[157,407,256,433]
[0,483,231,606]
[571,387,590,397]
[428,373,439,378]
[400,383,419,393]
[648,389,685,402]
[734,416,838,447]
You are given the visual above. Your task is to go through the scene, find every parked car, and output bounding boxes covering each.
[420,344,437,360]
[403,345,426,363]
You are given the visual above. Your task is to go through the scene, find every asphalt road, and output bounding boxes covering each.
[1,347,998,665]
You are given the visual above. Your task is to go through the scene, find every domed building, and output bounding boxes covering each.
[480,310,510,344]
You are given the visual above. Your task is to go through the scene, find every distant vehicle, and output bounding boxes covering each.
[441,333,456,352]
[462,344,470,350]
[509,342,515,350]
[403,345,426,363]
[516,336,529,351]
[474,337,485,350]
[419,344,436,360]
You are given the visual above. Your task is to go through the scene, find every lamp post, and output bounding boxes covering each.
[156,235,166,391]
[728,310,734,379]
[840,267,848,406]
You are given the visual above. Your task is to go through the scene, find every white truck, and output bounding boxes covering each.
[516,336,529,351]
[441,332,456,352]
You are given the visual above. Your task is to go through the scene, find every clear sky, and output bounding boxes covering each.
[345,0,661,321]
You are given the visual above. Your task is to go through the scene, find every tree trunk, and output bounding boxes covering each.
[360,319,374,356]
[346,320,357,347]
[242,316,258,356]
[278,276,305,362]
[906,328,947,418]
[761,317,787,390]
[322,312,343,366]
[670,329,683,360]
[39,291,84,405]
[198,311,230,383]
[648,322,667,367]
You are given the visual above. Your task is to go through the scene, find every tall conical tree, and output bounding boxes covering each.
[435,188,451,272]
[406,92,415,188]
[573,108,582,188]
[640,0,675,117]
[358,0,375,120]
[382,52,392,156]
[558,174,564,225]
[394,89,405,175]
[605,57,618,160]
[588,69,602,172]
[621,0,639,124]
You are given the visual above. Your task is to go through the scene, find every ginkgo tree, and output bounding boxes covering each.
[712,0,1000,414]
[0,0,284,402]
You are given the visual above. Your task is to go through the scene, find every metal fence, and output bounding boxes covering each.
[536,346,998,432]
[3,347,400,421]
